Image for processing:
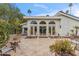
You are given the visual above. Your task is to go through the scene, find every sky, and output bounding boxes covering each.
[15,3,79,17]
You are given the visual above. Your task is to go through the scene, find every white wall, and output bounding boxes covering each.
[59,15,79,36]
[26,19,60,36]
[22,15,79,36]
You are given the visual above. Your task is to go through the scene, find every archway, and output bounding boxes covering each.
[49,21,56,35]
[30,21,37,35]
[39,21,46,36]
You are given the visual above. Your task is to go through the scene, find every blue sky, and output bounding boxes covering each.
[16,3,79,17]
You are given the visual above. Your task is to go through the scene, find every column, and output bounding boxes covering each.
[27,25,30,36]
[37,22,39,37]
[47,22,49,36]
[51,26,52,36]
[33,26,35,36]
[22,27,24,34]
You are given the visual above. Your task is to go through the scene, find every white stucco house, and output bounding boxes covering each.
[21,11,79,37]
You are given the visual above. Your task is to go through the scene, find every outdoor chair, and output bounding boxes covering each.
[0,54,11,56]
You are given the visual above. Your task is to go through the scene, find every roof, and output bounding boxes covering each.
[23,11,79,22]
[23,16,61,20]
[56,11,79,21]
[60,11,79,19]
[23,11,79,21]
[20,22,27,26]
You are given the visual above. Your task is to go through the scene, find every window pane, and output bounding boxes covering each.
[49,21,55,24]
[40,21,46,24]
[49,27,51,35]
[52,26,55,35]
[24,28,27,33]
[31,27,33,35]
[35,26,37,35]
[31,21,37,24]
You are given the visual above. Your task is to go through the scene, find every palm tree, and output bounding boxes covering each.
[27,9,32,16]
[69,3,73,14]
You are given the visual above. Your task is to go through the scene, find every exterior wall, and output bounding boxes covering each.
[59,15,79,36]
[22,15,79,36]
[25,19,60,36]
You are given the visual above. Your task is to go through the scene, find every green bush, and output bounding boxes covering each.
[49,39,75,56]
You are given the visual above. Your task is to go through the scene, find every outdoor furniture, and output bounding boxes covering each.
[2,47,13,54]
[10,42,16,52]
[0,54,11,56]
[10,41,20,53]
[0,47,12,56]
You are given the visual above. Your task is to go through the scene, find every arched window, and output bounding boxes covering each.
[49,21,55,24]
[31,21,37,24]
[49,21,56,35]
[30,21,37,35]
[40,21,46,24]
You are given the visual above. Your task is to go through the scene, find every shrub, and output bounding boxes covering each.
[49,39,75,56]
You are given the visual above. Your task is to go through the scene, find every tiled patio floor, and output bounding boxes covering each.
[7,36,79,56]
[9,37,61,56]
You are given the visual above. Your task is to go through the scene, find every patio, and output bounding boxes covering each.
[3,35,79,56]
[7,36,71,56]
[9,37,55,56]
